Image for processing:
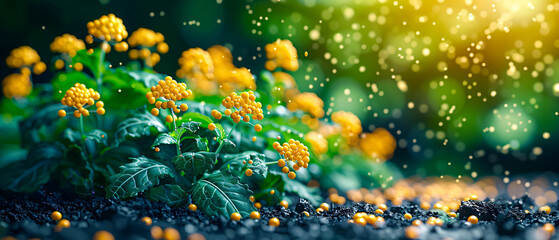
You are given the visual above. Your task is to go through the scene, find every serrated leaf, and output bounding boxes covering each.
[220,151,268,180]
[86,129,108,146]
[105,156,174,198]
[0,142,65,192]
[177,112,225,139]
[222,139,236,152]
[152,133,177,147]
[113,110,167,146]
[175,121,201,136]
[146,184,189,207]
[191,170,256,218]
[171,152,216,181]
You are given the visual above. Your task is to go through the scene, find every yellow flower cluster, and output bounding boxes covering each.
[146,76,192,123]
[273,139,310,179]
[305,131,328,155]
[86,14,128,42]
[218,91,264,124]
[128,28,168,67]
[287,92,325,118]
[359,128,396,162]
[176,48,214,92]
[50,34,86,57]
[209,46,256,94]
[59,83,104,118]
[176,46,256,95]
[2,73,32,99]
[265,39,299,72]
[331,111,362,145]
[6,46,46,75]
[287,92,324,129]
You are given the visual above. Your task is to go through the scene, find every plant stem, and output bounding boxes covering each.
[97,41,106,94]
[265,161,279,165]
[215,122,238,154]
[79,114,94,187]
[170,109,180,156]
[79,114,85,137]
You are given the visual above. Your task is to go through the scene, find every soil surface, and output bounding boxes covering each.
[0,187,557,240]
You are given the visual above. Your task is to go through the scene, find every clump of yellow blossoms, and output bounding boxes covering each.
[6,46,46,75]
[216,91,264,126]
[208,45,256,94]
[272,71,299,101]
[86,14,128,52]
[359,128,397,162]
[59,83,104,118]
[146,76,192,123]
[127,28,168,67]
[305,131,328,155]
[50,34,86,57]
[176,48,215,92]
[2,73,32,99]
[331,111,362,145]
[265,39,299,72]
[287,92,325,129]
[273,139,310,179]
[86,14,128,42]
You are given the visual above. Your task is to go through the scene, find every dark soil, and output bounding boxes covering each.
[1,187,558,240]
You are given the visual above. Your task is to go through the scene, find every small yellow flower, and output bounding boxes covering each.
[359,128,397,162]
[208,45,256,94]
[305,131,328,155]
[146,76,191,117]
[265,39,299,71]
[217,91,263,124]
[287,92,324,129]
[2,73,32,99]
[6,46,44,74]
[331,111,362,145]
[86,14,128,42]
[273,139,310,179]
[127,28,167,67]
[176,48,215,92]
[50,34,85,57]
[60,83,104,118]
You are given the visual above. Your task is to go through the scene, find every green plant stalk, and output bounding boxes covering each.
[215,122,238,154]
[170,109,180,156]
[79,114,95,186]
[96,42,106,130]
[265,161,279,165]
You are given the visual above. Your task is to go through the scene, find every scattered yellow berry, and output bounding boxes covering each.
[249,211,261,219]
[155,147,160,152]
[280,200,289,209]
[254,124,262,132]
[180,103,188,112]
[302,211,310,217]
[57,219,70,228]
[468,215,478,224]
[151,108,160,116]
[51,211,62,221]
[448,212,457,218]
[254,202,262,209]
[151,226,163,239]
[58,110,66,118]
[405,226,420,239]
[189,204,198,211]
[268,217,280,227]
[320,203,329,211]
[230,212,241,221]
[404,213,412,220]
[208,123,216,131]
[163,227,180,240]
[540,206,551,214]
[420,202,430,210]
[245,169,253,176]
[141,216,152,226]
[412,220,422,226]
[316,208,324,213]
[542,223,555,235]
[166,115,173,123]
[97,107,105,115]
[288,172,296,179]
[249,196,255,202]
[252,136,257,142]
[92,230,115,240]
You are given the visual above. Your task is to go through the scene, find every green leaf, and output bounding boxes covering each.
[171,152,216,181]
[281,174,322,206]
[86,129,108,146]
[177,112,225,139]
[221,139,236,152]
[72,49,104,78]
[191,170,256,218]
[152,133,177,147]
[105,156,174,198]
[146,184,189,207]
[113,109,167,146]
[117,68,164,88]
[0,142,65,192]
[19,103,67,146]
[220,151,268,180]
